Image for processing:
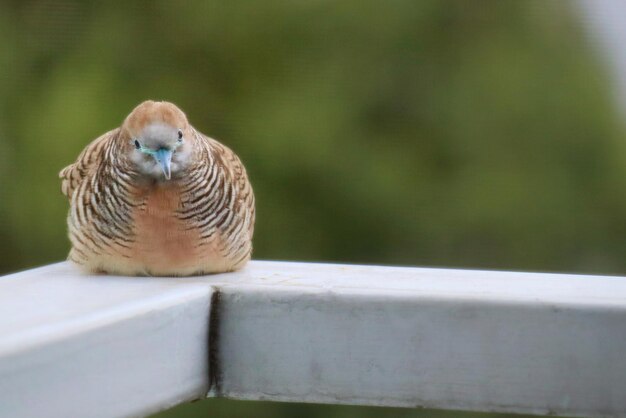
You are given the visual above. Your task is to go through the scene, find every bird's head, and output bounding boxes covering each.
[121,100,194,180]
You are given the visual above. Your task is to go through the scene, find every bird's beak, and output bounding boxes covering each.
[153,148,173,180]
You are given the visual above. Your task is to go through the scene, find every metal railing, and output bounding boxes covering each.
[1,261,625,418]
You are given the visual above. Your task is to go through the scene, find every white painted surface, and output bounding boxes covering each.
[212,262,626,418]
[1,261,626,417]
[0,263,213,418]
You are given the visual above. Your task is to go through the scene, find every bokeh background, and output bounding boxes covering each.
[0,0,625,417]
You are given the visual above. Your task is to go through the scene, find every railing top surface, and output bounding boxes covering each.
[2,260,625,356]
[2,260,625,316]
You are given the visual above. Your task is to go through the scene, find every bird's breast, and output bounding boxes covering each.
[130,183,203,275]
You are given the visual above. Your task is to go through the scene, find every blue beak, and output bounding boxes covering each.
[153,148,173,180]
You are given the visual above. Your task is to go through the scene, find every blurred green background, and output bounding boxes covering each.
[0,0,624,417]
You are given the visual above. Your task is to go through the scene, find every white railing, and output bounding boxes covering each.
[1,261,625,418]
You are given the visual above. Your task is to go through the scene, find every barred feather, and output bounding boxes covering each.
[59,101,255,276]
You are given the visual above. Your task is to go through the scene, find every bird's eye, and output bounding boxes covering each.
[177,130,183,141]
[134,140,141,149]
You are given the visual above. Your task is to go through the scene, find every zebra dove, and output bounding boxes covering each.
[59,100,255,276]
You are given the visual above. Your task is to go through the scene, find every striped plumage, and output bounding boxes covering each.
[59,100,255,276]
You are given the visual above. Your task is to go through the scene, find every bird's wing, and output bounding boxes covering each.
[194,129,256,237]
[59,128,119,199]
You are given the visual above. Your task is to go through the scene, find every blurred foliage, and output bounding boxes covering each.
[150,399,553,418]
[0,0,624,417]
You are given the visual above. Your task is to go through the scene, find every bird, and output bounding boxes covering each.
[59,100,255,276]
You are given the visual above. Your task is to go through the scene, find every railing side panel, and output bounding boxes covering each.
[215,286,626,417]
